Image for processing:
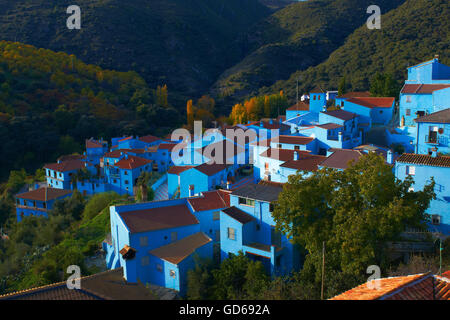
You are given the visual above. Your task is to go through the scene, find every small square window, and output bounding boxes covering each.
[431,215,441,225]
[213,211,220,221]
[156,264,163,272]
[406,166,415,176]
[406,109,411,116]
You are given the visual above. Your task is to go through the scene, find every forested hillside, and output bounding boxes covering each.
[0,41,180,180]
[260,0,450,102]
[211,0,405,110]
[0,0,270,105]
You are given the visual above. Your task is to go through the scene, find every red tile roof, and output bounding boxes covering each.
[198,140,245,163]
[280,154,327,172]
[86,139,105,149]
[114,155,152,170]
[337,91,371,99]
[139,135,161,144]
[287,100,310,111]
[396,153,450,168]
[401,84,450,94]
[415,108,450,124]
[167,166,195,175]
[0,268,157,300]
[273,135,315,145]
[103,149,131,158]
[158,143,180,151]
[194,162,231,176]
[322,110,358,121]
[188,190,230,212]
[331,272,450,300]
[118,136,133,142]
[319,149,362,169]
[260,148,310,162]
[16,187,72,201]
[118,204,198,233]
[316,123,343,130]
[222,206,255,224]
[149,232,211,265]
[44,160,86,172]
[346,97,395,109]
[330,274,429,300]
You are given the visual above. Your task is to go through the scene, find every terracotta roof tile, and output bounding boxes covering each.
[401,84,450,94]
[86,139,105,149]
[118,204,198,233]
[167,166,195,175]
[272,135,315,145]
[330,273,428,300]
[287,100,310,111]
[0,268,157,300]
[138,135,161,144]
[222,206,255,224]
[280,154,327,172]
[415,108,450,124]
[149,232,211,265]
[396,153,450,168]
[322,110,358,121]
[16,187,72,202]
[319,149,362,170]
[337,91,371,98]
[188,190,229,212]
[194,162,231,177]
[346,97,395,109]
[316,123,343,130]
[114,155,152,170]
[260,148,311,162]
[44,160,86,172]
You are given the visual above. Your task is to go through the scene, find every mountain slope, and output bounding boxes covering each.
[0,41,178,180]
[0,0,270,104]
[210,0,405,108]
[260,0,450,102]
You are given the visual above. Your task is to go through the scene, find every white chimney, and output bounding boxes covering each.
[387,150,393,164]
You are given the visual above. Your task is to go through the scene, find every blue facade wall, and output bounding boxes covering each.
[395,162,450,235]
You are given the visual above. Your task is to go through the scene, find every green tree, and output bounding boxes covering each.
[338,76,347,96]
[272,152,435,296]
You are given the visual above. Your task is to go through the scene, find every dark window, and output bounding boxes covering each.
[270,203,275,212]
[406,109,411,116]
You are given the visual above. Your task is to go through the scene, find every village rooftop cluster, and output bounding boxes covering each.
[11,57,450,297]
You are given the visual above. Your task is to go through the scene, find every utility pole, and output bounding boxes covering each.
[439,237,443,276]
[321,241,325,300]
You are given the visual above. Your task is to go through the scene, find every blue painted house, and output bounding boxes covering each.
[105,198,217,295]
[286,100,310,121]
[415,108,450,156]
[341,97,395,126]
[335,91,371,108]
[85,138,108,165]
[104,154,153,196]
[220,182,302,276]
[15,187,72,221]
[309,87,327,114]
[44,159,87,189]
[179,163,235,198]
[395,153,450,236]
[399,57,450,127]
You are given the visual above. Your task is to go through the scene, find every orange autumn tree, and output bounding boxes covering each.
[186,99,194,128]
